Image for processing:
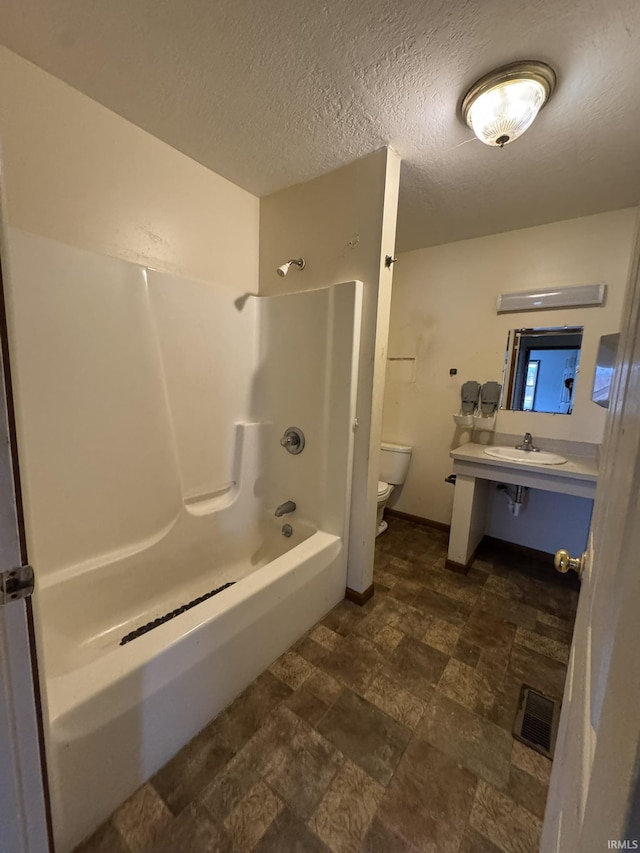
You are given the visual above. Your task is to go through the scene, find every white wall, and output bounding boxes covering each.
[0,47,259,291]
[6,240,362,582]
[5,230,258,579]
[486,489,593,555]
[147,270,256,501]
[383,208,638,527]
[0,47,264,573]
[255,283,361,540]
[260,148,401,594]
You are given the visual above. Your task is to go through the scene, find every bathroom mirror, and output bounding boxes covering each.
[501,326,583,414]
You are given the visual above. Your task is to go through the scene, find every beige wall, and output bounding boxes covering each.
[260,148,401,593]
[383,207,638,525]
[0,48,259,291]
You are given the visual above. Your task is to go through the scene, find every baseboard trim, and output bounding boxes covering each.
[345,584,375,606]
[444,559,470,575]
[446,536,554,576]
[385,509,451,533]
[445,539,484,575]
[483,536,553,562]
[383,514,554,572]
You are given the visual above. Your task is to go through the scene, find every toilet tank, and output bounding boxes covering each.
[379,441,413,485]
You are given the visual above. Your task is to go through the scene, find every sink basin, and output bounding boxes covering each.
[483,447,567,466]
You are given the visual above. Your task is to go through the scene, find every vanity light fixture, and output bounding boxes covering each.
[497,283,607,314]
[461,61,557,148]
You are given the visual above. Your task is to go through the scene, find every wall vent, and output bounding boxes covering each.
[513,684,560,759]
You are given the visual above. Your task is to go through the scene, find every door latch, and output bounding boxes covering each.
[0,565,35,605]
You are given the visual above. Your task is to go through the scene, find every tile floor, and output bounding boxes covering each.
[75,518,579,853]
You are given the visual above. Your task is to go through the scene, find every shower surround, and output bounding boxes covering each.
[4,230,362,851]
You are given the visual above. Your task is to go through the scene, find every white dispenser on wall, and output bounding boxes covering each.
[453,380,501,430]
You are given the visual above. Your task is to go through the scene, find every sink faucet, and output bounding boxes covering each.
[275,500,296,517]
[515,432,539,452]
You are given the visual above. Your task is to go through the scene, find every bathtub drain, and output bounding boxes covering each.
[120,581,236,645]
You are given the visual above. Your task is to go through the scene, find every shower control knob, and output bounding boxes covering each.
[280,426,305,455]
[554,549,586,579]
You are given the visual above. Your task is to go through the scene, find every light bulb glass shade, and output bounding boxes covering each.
[461,61,556,147]
[467,79,546,146]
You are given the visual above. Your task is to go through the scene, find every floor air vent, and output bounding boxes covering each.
[120,581,236,646]
[513,685,560,760]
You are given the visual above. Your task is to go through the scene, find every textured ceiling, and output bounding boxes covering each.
[1,0,640,250]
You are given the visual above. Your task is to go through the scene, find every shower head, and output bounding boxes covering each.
[276,258,306,277]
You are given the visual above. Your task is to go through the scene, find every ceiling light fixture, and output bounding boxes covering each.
[461,61,557,148]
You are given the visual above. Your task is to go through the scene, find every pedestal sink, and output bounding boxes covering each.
[483,447,567,465]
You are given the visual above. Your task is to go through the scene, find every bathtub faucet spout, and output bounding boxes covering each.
[275,500,296,517]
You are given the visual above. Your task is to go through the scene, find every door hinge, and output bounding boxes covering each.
[0,565,34,605]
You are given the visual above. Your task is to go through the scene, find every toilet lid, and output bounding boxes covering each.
[377,480,389,497]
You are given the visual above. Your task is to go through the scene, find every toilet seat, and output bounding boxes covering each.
[377,480,393,500]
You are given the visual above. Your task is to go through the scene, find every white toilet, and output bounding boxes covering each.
[377,441,413,536]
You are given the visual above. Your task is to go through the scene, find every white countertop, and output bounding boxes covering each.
[450,442,598,483]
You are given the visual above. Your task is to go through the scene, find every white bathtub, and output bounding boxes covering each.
[32,423,348,850]
[4,232,362,852]
[44,525,344,851]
